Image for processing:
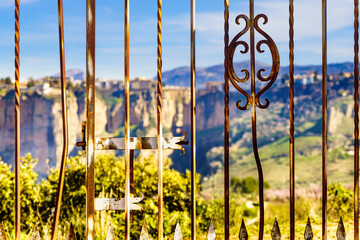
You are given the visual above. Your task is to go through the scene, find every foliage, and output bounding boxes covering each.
[0,153,209,239]
[231,176,270,194]
[327,182,353,219]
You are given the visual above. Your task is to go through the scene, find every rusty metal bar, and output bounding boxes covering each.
[51,0,69,238]
[86,0,96,238]
[14,0,20,238]
[124,0,131,238]
[224,0,230,238]
[354,0,359,239]
[322,0,328,239]
[157,0,164,237]
[289,0,295,239]
[190,0,196,238]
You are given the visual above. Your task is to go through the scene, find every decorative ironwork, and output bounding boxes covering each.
[206,220,216,240]
[271,218,281,240]
[140,221,150,240]
[336,217,346,240]
[66,223,76,240]
[226,0,280,239]
[304,218,313,240]
[239,219,248,240]
[174,222,183,240]
[106,223,116,240]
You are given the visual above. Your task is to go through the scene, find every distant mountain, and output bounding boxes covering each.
[52,69,84,80]
[161,61,355,88]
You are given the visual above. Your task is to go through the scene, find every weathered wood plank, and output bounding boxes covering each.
[304,218,313,240]
[106,223,115,240]
[30,223,40,240]
[66,223,76,240]
[173,222,183,240]
[139,221,149,240]
[271,218,281,240]
[336,217,346,240]
[239,219,248,240]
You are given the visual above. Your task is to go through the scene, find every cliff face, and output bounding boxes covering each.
[0,84,352,176]
[0,90,108,174]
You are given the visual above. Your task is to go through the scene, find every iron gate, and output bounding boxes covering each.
[3,0,360,239]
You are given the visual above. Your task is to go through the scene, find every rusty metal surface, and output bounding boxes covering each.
[14,0,21,239]
[322,0,328,239]
[226,0,279,239]
[51,0,69,238]
[190,0,197,238]
[94,193,143,211]
[94,134,187,153]
[30,224,41,240]
[271,218,281,240]
[157,0,164,238]
[304,218,313,240]
[124,0,131,238]
[206,220,216,240]
[106,223,116,240]
[85,0,96,239]
[354,1,359,239]
[289,0,295,239]
[174,222,183,240]
[223,0,230,238]
[239,219,248,240]
[0,222,6,240]
[140,221,150,240]
[336,218,346,240]
[66,224,76,240]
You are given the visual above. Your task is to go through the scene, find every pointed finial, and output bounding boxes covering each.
[66,223,76,240]
[106,223,116,240]
[30,223,41,240]
[304,218,313,240]
[0,222,7,240]
[206,219,216,240]
[336,217,346,240]
[139,221,149,240]
[239,219,248,240]
[271,218,281,240]
[174,221,183,240]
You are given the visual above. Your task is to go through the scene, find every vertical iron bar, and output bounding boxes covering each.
[157,0,163,238]
[190,0,196,238]
[249,1,264,239]
[124,0,131,238]
[14,0,20,239]
[86,0,96,239]
[322,0,328,239]
[224,0,230,238]
[51,0,69,238]
[354,0,359,239]
[289,0,295,239]
[130,149,134,222]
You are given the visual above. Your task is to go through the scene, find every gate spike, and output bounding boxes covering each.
[66,223,76,240]
[271,218,281,240]
[304,218,313,240]
[30,223,41,240]
[206,219,216,240]
[173,222,183,240]
[0,222,6,240]
[336,217,346,240]
[139,221,149,240]
[106,223,116,240]
[239,219,248,240]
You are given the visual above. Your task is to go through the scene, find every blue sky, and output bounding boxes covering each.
[0,0,356,80]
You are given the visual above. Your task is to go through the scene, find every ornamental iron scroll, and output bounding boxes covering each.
[226,1,280,239]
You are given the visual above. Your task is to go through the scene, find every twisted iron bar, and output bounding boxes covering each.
[157,0,164,238]
[354,0,359,239]
[289,0,295,239]
[14,0,21,238]
[226,2,279,239]
[224,0,230,239]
